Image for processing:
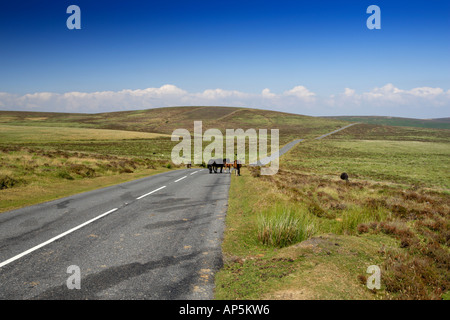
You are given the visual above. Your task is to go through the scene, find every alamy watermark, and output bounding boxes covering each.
[66,5,381,31]
[367,5,381,30]
[366,265,381,290]
[66,265,81,290]
[66,5,81,30]
[171,121,280,175]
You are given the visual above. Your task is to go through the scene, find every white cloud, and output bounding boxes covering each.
[343,88,355,97]
[283,86,316,99]
[329,83,450,117]
[0,83,448,118]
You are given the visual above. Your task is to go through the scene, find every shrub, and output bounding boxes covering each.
[357,223,370,234]
[0,175,19,190]
[56,170,74,180]
[257,205,315,248]
[308,201,330,218]
[248,166,261,178]
[68,164,96,178]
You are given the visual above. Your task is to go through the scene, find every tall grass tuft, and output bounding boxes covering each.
[257,205,315,248]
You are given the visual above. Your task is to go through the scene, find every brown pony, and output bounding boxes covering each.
[224,161,233,173]
[233,160,242,176]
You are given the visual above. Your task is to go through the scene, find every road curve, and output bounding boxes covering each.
[0,169,230,300]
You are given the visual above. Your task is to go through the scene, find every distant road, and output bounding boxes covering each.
[0,169,229,299]
[314,123,360,140]
[253,123,360,166]
[252,139,304,166]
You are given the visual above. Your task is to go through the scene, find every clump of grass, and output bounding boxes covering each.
[56,169,74,180]
[0,175,20,189]
[67,163,96,178]
[257,205,315,248]
[248,166,261,178]
[338,206,388,235]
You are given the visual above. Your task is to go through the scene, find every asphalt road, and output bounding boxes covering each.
[0,169,229,300]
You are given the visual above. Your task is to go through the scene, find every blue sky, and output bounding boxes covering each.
[0,0,449,117]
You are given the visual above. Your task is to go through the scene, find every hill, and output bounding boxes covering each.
[0,107,350,144]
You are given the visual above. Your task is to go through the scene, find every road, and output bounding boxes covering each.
[253,123,360,166]
[253,139,304,166]
[314,123,360,140]
[0,169,229,299]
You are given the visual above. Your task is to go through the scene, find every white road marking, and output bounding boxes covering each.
[190,171,199,175]
[0,208,119,269]
[136,185,166,200]
[174,176,187,182]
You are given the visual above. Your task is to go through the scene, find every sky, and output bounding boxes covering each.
[0,0,449,118]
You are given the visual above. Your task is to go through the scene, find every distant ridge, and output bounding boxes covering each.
[323,115,450,130]
[0,106,350,143]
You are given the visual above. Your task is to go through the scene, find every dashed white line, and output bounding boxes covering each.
[0,169,202,269]
[0,207,119,269]
[136,185,167,200]
[174,176,187,182]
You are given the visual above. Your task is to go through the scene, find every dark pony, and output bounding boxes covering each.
[207,158,227,173]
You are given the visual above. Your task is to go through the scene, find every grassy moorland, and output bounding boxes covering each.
[0,107,348,213]
[1,107,448,300]
[0,125,176,213]
[0,107,349,145]
[215,123,449,300]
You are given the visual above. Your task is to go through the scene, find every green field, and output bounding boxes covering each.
[215,121,449,300]
[0,125,176,213]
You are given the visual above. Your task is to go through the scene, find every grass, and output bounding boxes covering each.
[215,170,399,300]
[0,125,169,143]
[284,139,450,189]
[215,123,449,300]
[0,167,171,213]
[0,125,179,213]
[257,205,316,248]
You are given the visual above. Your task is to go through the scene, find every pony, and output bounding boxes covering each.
[233,160,242,176]
[224,159,233,173]
[207,158,227,173]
